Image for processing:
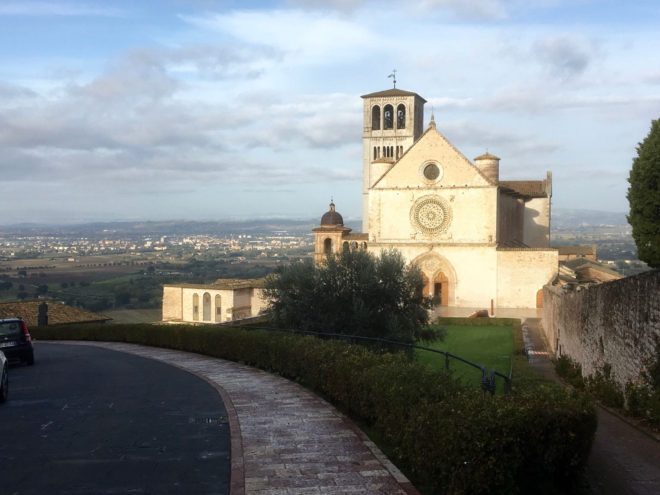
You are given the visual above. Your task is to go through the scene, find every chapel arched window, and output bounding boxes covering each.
[215,294,222,322]
[192,293,199,321]
[203,292,211,321]
[324,238,332,254]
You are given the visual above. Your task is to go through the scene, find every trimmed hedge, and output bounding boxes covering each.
[33,323,596,494]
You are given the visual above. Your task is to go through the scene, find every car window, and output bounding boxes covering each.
[0,322,21,336]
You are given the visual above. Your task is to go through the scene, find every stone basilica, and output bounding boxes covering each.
[313,87,558,309]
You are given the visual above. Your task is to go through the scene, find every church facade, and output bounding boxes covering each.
[314,88,558,309]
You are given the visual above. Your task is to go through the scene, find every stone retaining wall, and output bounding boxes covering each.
[542,270,660,387]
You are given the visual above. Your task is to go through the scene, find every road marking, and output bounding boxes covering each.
[41,421,54,431]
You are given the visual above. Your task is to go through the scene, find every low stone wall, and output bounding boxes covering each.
[543,270,660,387]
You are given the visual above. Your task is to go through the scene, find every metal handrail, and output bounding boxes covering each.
[237,325,511,394]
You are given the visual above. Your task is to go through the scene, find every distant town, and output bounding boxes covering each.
[0,211,649,322]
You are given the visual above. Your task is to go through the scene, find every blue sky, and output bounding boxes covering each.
[1,0,659,225]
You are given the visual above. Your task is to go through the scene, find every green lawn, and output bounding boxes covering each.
[416,324,514,389]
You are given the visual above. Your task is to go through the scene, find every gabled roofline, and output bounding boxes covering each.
[371,123,497,188]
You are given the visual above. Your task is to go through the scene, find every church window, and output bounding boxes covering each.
[397,104,406,129]
[373,147,377,160]
[203,292,211,321]
[361,242,367,251]
[424,163,440,180]
[351,241,358,251]
[192,293,199,321]
[215,295,222,322]
[372,106,381,130]
[324,238,332,254]
[383,105,393,129]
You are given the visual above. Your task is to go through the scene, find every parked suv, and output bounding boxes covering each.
[0,318,34,365]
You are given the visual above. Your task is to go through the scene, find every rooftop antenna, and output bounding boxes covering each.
[388,69,397,88]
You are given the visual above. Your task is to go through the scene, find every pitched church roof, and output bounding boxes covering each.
[500,180,548,198]
[361,88,426,102]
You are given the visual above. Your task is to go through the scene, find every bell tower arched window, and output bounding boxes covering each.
[383,104,393,129]
[324,238,332,254]
[371,106,380,130]
[397,104,406,129]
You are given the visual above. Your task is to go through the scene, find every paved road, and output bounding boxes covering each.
[521,317,660,495]
[0,343,231,495]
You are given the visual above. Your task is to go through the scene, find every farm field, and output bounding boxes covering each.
[416,324,514,389]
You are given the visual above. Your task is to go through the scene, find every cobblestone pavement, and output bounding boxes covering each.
[48,341,419,495]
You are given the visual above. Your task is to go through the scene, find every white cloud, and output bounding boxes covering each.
[182,9,380,65]
[419,0,507,19]
[0,1,122,17]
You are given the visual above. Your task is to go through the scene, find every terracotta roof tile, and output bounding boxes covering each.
[164,278,265,290]
[500,180,547,198]
[0,300,111,327]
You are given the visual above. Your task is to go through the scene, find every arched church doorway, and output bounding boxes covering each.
[412,253,456,307]
[433,272,449,306]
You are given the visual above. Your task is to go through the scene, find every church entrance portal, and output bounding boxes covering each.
[433,283,442,305]
[422,273,430,298]
[414,253,455,307]
[433,272,449,306]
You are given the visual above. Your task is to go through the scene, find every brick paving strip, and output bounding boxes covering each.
[45,341,420,495]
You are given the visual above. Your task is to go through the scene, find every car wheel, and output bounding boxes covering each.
[0,365,8,403]
[25,351,34,366]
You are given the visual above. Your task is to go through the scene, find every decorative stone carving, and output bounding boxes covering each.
[410,195,452,235]
[420,257,440,273]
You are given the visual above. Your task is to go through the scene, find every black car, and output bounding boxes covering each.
[0,318,34,365]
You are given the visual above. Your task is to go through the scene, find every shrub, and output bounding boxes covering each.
[554,355,585,390]
[585,363,625,409]
[625,343,660,428]
[33,323,596,494]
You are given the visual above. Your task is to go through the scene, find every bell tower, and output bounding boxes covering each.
[360,87,426,232]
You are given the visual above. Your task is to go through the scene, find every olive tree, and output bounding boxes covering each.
[264,249,435,344]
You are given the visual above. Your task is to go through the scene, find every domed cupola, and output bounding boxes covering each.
[320,201,344,227]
